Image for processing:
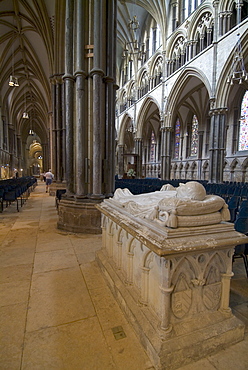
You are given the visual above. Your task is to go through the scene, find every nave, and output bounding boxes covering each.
[0,181,248,369]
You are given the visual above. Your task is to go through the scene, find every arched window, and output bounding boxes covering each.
[181,0,186,22]
[150,131,156,162]
[238,90,248,151]
[195,12,213,55]
[139,71,149,98]
[174,118,181,159]
[190,114,199,156]
[120,91,127,113]
[188,0,192,15]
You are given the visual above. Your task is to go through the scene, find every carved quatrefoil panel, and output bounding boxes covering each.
[171,273,192,319]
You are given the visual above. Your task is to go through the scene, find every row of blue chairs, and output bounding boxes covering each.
[55,189,66,208]
[115,178,248,199]
[233,200,248,278]
[0,176,37,212]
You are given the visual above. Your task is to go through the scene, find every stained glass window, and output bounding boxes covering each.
[190,114,198,156]
[150,131,156,162]
[238,90,248,151]
[174,118,180,159]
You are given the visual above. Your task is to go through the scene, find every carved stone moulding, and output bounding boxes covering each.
[57,198,102,234]
[96,200,248,369]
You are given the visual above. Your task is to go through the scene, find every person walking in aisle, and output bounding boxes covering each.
[45,169,54,193]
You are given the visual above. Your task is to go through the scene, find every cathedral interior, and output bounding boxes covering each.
[0,1,248,369]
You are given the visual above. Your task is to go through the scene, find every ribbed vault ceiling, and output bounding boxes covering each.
[0,0,55,143]
[0,0,164,144]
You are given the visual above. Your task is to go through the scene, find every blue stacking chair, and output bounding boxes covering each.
[0,188,4,212]
[55,189,66,208]
[227,196,240,222]
[233,214,248,278]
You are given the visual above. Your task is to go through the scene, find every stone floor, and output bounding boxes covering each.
[0,180,248,370]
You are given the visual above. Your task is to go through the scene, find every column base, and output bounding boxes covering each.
[57,197,102,234]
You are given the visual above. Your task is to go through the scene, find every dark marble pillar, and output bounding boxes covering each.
[55,77,63,182]
[209,108,227,183]
[161,126,172,180]
[63,0,75,194]
[117,145,124,178]
[104,0,117,196]
[75,0,87,197]
[90,0,105,198]
[58,0,117,233]
[51,81,56,175]
[135,138,143,178]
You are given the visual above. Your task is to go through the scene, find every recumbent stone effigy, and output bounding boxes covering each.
[96,181,248,370]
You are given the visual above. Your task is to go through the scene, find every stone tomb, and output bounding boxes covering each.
[96,182,248,369]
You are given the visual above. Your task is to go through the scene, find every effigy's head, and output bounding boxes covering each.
[176,181,206,201]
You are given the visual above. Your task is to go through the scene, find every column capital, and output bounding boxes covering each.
[62,73,75,82]
[161,126,173,132]
[50,73,64,84]
[74,69,87,78]
[209,107,228,116]
[103,75,115,83]
[212,0,219,9]
[89,68,105,78]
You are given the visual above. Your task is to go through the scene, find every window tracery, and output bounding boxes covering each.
[152,56,163,88]
[174,118,181,159]
[150,131,156,162]
[120,91,127,114]
[238,90,248,151]
[139,71,149,98]
[195,12,213,55]
[169,36,186,74]
[190,114,199,156]
[127,83,136,107]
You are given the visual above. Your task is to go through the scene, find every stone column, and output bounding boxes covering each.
[211,0,219,97]
[236,0,242,25]
[61,83,66,182]
[135,138,142,178]
[51,81,57,175]
[140,267,150,305]
[117,144,124,177]
[126,251,134,285]
[56,76,63,181]
[104,0,117,196]
[16,135,22,171]
[58,0,117,234]
[209,108,227,183]
[42,143,49,174]
[198,130,204,179]
[75,0,87,197]
[219,271,233,314]
[89,0,105,198]
[161,126,172,180]
[160,126,165,179]
[63,0,75,194]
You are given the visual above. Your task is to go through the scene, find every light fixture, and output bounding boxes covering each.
[9,18,19,88]
[23,86,29,118]
[128,15,139,31]
[227,34,248,85]
[126,120,136,133]
[9,75,19,87]
[29,118,34,135]
[29,129,34,136]
[122,14,145,62]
